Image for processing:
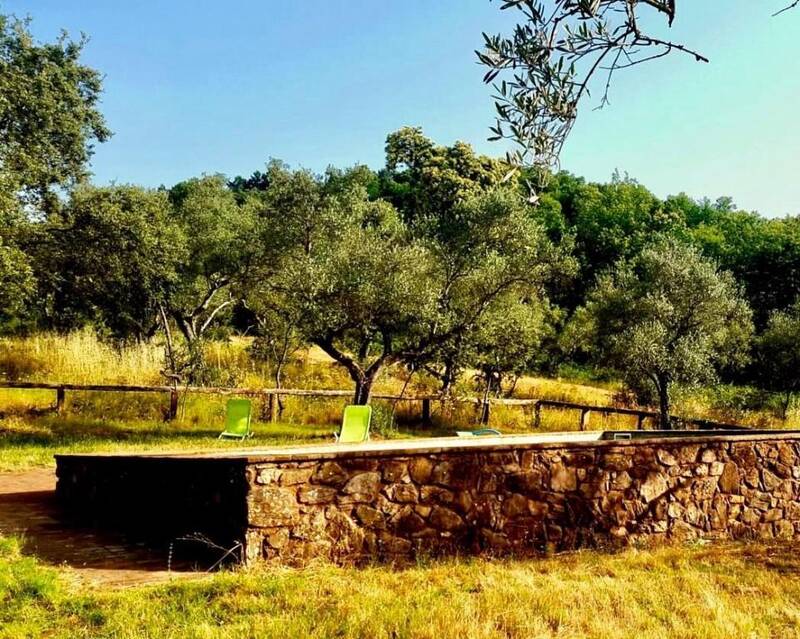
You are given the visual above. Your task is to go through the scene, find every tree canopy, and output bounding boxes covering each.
[30,185,182,339]
[0,16,109,215]
[568,240,753,428]
[166,175,258,346]
[755,300,800,418]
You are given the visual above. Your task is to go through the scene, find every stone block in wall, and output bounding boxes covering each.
[762,468,782,491]
[343,472,381,496]
[297,485,337,505]
[657,449,678,466]
[501,493,528,518]
[778,442,798,467]
[381,461,409,483]
[409,457,434,484]
[378,532,412,555]
[430,506,464,531]
[326,510,366,559]
[389,506,426,534]
[354,505,386,529]
[248,485,300,527]
[550,464,577,492]
[312,461,348,487]
[718,463,740,494]
[384,483,419,503]
[731,443,757,466]
[639,472,669,503]
[280,468,314,486]
[420,485,454,504]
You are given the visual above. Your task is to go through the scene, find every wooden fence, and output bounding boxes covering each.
[0,381,749,431]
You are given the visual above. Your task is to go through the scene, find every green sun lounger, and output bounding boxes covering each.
[219,398,253,440]
[336,405,372,443]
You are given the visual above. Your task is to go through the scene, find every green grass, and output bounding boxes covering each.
[0,414,336,472]
[2,535,800,638]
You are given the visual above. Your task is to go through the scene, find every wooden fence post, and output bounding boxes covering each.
[56,386,65,414]
[579,408,590,431]
[534,402,541,429]
[637,414,645,430]
[168,389,179,421]
[421,398,431,426]
[267,393,277,423]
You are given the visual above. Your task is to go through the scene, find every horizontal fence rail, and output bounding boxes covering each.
[0,380,750,431]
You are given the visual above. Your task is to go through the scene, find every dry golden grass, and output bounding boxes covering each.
[0,330,164,385]
[1,331,797,432]
[3,536,800,638]
[514,374,617,405]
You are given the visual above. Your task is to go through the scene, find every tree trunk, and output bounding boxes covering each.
[274,331,291,416]
[274,364,285,415]
[505,374,519,398]
[159,305,178,377]
[479,372,491,425]
[353,375,374,405]
[657,374,672,430]
[173,313,197,345]
[441,359,456,396]
[313,336,390,407]
[782,391,792,421]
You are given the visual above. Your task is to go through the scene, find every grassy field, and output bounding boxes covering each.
[3,332,800,638]
[3,535,800,639]
[0,331,797,472]
[1,331,796,429]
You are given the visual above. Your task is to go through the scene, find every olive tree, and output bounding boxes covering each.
[27,185,183,339]
[569,240,752,429]
[415,186,572,394]
[472,293,554,398]
[269,196,437,404]
[0,15,109,214]
[755,300,800,419]
[478,1,795,190]
[166,175,258,345]
[250,160,567,404]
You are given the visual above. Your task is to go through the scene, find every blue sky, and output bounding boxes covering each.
[9,1,800,216]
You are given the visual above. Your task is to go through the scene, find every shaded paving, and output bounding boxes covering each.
[0,468,206,587]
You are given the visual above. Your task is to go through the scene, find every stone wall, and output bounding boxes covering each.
[243,436,800,564]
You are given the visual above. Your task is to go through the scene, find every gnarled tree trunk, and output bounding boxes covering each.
[315,334,393,406]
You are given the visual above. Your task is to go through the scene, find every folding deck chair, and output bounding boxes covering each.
[336,405,372,443]
[219,398,253,440]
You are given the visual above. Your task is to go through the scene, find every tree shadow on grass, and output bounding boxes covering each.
[0,415,334,463]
